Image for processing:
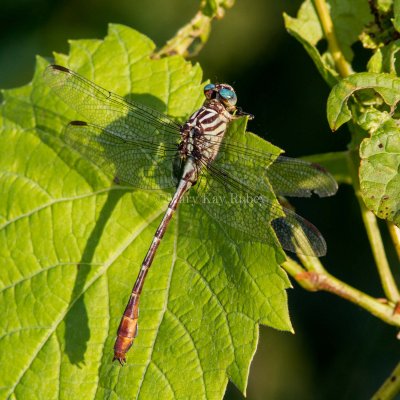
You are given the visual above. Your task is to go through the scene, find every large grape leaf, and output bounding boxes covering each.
[0,24,292,399]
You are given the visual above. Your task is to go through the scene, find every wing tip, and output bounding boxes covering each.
[48,64,69,73]
[69,120,88,126]
[272,216,327,258]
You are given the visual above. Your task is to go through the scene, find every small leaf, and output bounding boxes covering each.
[327,73,400,223]
[329,0,373,61]
[0,24,292,399]
[283,0,338,87]
[378,0,393,13]
[367,40,400,74]
[327,72,400,131]
[360,119,400,225]
[284,0,372,86]
[393,0,400,32]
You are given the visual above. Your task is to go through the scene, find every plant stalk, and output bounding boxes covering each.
[155,1,235,58]
[282,257,400,327]
[387,222,400,261]
[347,152,400,303]
[313,0,353,77]
[372,362,400,400]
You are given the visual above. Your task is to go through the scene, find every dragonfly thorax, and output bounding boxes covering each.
[179,100,234,166]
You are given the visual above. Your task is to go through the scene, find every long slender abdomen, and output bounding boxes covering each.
[113,170,194,364]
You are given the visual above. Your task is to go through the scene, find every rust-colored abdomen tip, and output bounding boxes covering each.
[113,353,127,366]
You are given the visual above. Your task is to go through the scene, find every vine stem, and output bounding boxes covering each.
[282,257,400,327]
[372,362,400,400]
[154,1,235,58]
[313,0,353,77]
[387,222,400,261]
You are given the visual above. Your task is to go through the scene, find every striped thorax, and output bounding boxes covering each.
[179,83,245,180]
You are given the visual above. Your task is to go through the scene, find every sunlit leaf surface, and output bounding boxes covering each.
[0,24,292,399]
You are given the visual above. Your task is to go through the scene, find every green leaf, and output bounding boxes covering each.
[201,0,234,17]
[327,72,400,131]
[378,0,393,13]
[0,24,292,399]
[393,0,400,31]
[283,0,339,87]
[329,0,373,61]
[327,73,400,224]
[360,119,400,225]
[367,40,400,74]
[284,0,372,86]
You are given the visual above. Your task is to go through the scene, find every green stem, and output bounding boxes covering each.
[282,257,400,327]
[372,362,400,400]
[154,1,235,58]
[387,222,400,261]
[347,152,400,303]
[155,11,212,58]
[313,0,353,77]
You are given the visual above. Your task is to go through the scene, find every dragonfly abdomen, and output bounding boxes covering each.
[113,293,139,363]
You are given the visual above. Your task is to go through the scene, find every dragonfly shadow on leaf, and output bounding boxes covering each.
[63,190,126,365]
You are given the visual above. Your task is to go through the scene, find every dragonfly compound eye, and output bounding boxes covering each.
[204,83,216,99]
[219,87,237,106]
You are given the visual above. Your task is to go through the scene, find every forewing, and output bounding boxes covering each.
[62,121,178,189]
[43,65,181,144]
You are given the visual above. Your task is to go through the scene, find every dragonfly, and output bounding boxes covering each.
[44,64,338,364]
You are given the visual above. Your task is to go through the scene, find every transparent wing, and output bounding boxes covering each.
[43,65,182,144]
[215,139,338,198]
[63,121,178,189]
[192,160,327,257]
[265,156,338,197]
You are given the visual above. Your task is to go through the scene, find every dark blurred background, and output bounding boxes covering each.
[1,0,399,398]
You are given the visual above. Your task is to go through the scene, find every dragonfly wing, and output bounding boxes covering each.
[216,140,338,198]
[266,156,338,197]
[63,121,178,189]
[192,160,327,257]
[43,65,181,144]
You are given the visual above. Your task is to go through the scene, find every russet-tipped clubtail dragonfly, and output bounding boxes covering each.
[44,64,338,364]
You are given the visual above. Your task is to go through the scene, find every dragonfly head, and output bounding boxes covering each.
[204,83,237,111]
[203,83,254,120]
